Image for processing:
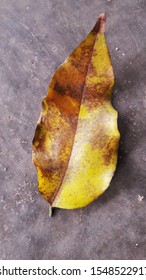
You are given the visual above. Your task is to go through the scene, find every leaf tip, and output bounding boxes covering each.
[99,13,106,33]
[92,13,106,34]
[99,13,106,21]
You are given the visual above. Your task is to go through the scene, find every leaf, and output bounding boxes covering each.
[32,14,120,211]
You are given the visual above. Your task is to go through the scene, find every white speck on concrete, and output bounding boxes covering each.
[138,195,144,202]
[3,166,7,171]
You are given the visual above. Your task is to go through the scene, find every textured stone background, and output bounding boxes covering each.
[0,0,146,259]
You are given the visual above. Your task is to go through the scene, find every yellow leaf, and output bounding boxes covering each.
[32,14,120,211]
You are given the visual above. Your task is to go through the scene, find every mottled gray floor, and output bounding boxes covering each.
[0,0,146,259]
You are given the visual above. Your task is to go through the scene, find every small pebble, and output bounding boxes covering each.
[52,47,57,52]
[115,47,119,51]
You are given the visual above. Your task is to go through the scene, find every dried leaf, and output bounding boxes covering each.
[32,14,120,210]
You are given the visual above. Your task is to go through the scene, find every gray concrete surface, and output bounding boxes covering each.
[0,0,146,259]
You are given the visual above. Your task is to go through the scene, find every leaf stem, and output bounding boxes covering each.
[49,204,53,217]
